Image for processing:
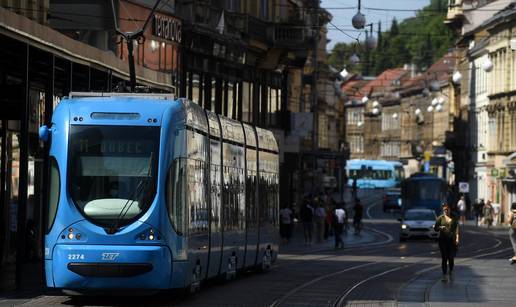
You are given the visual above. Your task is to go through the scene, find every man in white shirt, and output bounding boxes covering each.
[333,203,346,249]
[457,196,466,225]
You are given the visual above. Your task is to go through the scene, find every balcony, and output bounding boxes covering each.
[269,24,309,48]
[445,4,464,25]
[246,15,269,43]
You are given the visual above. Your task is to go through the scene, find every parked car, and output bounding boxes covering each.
[383,189,402,212]
[399,208,438,242]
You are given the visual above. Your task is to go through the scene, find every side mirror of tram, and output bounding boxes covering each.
[39,125,50,142]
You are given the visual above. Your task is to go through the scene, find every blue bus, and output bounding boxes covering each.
[40,93,279,294]
[401,173,448,214]
[346,159,405,189]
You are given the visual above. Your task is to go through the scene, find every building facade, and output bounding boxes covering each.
[446,0,516,220]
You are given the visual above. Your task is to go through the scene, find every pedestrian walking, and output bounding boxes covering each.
[353,198,364,235]
[434,203,460,282]
[474,199,484,227]
[483,200,494,229]
[333,203,346,249]
[314,198,326,243]
[457,196,466,225]
[325,198,336,239]
[508,203,516,264]
[300,198,314,244]
[351,178,358,200]
[279,205,293,244]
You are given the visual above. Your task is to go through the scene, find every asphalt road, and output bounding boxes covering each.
[10,189,513,307]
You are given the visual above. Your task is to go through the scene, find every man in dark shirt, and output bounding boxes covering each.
[300,198,314,244]
[353,198,363,235]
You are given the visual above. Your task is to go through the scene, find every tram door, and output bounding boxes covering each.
[206,138,222,278]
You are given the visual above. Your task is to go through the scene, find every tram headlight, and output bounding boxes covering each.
[401,224,408,230]
[68,233,74,240]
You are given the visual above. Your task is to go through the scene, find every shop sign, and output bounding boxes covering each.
[153,14,181,43]
[491,168,499,177]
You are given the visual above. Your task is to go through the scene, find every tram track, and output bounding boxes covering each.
[332,230,510,307]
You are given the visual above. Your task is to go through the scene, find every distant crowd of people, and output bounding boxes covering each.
[279,195,364,249]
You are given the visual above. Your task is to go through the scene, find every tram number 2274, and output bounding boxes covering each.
[68,254,85,260]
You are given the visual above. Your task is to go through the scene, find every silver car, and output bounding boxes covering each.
[399,209,438,242]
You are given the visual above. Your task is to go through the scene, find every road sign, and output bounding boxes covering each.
[459,182,469,193]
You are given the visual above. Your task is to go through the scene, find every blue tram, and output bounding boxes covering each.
[400,173,448,214]
[40,93,279,293]
[346,159,405,189]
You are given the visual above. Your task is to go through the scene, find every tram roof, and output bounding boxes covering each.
[64,94,176,126]
[347,159,402,167]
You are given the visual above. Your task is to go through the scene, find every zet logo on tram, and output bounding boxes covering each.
[101,252,120,261]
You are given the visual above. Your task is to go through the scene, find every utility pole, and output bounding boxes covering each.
[311,1,319,194]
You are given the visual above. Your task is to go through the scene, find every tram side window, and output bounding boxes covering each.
[188,159,209,234]
[46,157,60,233]
[246,171,257,228]
[223,165,238,231]
[166,158,187,235]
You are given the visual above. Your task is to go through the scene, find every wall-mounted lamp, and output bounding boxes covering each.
[150,40,159,52]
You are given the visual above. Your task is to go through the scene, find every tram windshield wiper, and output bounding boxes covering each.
[107,152,154,234]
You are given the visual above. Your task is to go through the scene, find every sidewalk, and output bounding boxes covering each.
[426,258,516,306]
[399,223,516,307]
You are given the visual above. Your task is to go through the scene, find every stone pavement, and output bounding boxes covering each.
[398,232,516,307]
[427,258,516,306]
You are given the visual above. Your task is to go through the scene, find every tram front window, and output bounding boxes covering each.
[406,181,444,201]
[68,125,159,228]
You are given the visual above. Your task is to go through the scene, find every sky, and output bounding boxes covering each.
[321,0,431,51]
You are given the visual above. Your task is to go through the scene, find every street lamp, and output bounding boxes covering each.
[340,67,349,79]
[362,96,369,103]
[452,71,462,84]
[349,53,360,65]
[364,23,377,49]
[482,57,493,72]
[352,0,366,30]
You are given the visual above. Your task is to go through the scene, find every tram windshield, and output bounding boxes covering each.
[404,180,445,201]
[68,125,159,228]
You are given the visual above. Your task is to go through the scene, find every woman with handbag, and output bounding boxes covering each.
[434,203,460,282]
[508,203,516,264]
